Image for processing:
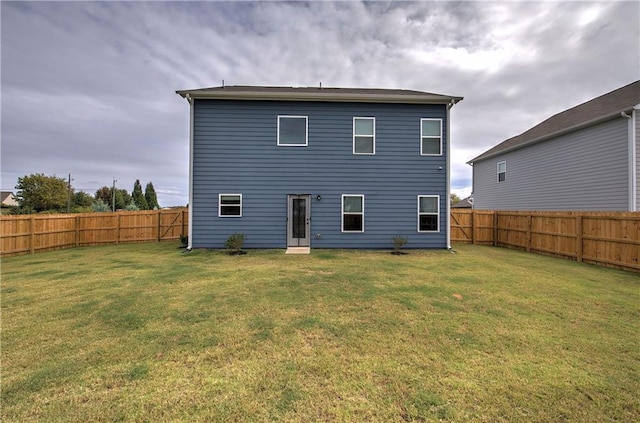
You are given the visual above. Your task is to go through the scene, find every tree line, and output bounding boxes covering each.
[7,173,160,214]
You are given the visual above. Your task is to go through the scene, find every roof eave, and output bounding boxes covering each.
[467,108,634,164]
[176,89,462,105]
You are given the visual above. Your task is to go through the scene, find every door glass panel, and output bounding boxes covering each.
[292,198,306,239]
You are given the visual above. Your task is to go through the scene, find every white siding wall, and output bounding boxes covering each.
[472,117,630,211]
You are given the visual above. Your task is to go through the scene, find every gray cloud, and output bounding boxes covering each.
[2,1,638,204]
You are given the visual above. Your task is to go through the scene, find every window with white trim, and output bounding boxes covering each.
[497,161,506,182]
[342,195,364,232]
[353,117,375,154]
[219,194,242,217]
[278,116,308,146]
[418,195,439,232]
[420,118,442,155]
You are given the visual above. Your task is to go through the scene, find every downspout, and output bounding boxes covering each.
[186,94,194,250]
[621,110,636,211]
[446,99,454,251]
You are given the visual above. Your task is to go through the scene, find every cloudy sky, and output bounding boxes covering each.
[2,1,638,207]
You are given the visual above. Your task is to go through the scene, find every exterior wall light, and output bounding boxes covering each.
[316,195,322,201]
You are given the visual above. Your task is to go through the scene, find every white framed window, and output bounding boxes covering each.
[497,161,506,182]
[342,194,364,232]
[353,117,375,154]
[418,195,439,232]
[219,194,242,217]
[278,116,308,146]
[420,118,442,155]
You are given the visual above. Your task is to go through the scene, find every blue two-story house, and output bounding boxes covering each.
[176,85,462,251]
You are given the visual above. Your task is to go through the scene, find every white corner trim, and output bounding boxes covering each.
[629,109,637,211]
[187,96,194,249]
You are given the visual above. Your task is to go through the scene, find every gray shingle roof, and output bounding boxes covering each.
[469,80,640,163]
[176,85,463,105]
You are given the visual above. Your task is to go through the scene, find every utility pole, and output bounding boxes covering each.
[112,178,117,211]
[67,173,72,213]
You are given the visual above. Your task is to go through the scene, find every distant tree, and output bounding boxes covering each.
[95,186,112,205]
[144,182,159,209]
[15,173,68,213]
[74,191,94,207]
[95,186,131,210]
[71,191,95,213]
[115,189,131,210]
[132,180,148,210]
[92,199,110,212]
[116,188,133,209]
[450,193,462,205]
[125,202,140,211]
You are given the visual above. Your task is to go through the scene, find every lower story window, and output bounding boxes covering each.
[418,195,439,232]
[342,194,364,232]
[219,194,242,217]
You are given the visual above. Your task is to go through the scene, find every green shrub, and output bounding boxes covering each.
[225,233,245,254]
[392,235,408,253]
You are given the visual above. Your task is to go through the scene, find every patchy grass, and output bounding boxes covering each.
[1,243,638,422]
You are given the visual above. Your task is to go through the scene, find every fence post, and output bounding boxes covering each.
[75,215,80,248]
[576,215,583,262]
[29,216,35,254]
[116,213,120,245]
[156,210,161,242]
[471,211,476,244]
[493,212,498,246]
[526,215,532,252]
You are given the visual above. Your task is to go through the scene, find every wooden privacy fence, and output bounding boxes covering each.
[2,208,638,273]
[1,208,188,257]
[451,210,640,272]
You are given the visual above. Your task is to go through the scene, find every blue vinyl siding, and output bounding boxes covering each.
[191,100,448,248]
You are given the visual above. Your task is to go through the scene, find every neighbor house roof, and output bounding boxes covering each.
[451,197,473,208]
[176,85,463,105]
[468,80,640,163]
[1,191,16,205]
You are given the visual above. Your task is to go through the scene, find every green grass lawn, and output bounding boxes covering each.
[2,243,638,422]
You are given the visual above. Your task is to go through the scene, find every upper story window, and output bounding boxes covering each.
[420,119,442,155]
[353,117,375,154]
[342,194,364,232]
[278,116,308,146]
[497,161,506,182]
[219,194,242,217]
[418,195,440,232]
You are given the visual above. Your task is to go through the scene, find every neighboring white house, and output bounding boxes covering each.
[1,191,17,207]
[468,80,640,211]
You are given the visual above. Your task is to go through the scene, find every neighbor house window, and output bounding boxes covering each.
[353,117,375,154]
[418,195,439,232]
[278,116,308,146]
[420,118,442,155]
[497,161,506,182]
[342,195,364,232]
[219,194,242,217]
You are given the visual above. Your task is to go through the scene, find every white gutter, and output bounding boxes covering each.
[446,99,456,250]
[186,93,194,250]
[177,90,462,105]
